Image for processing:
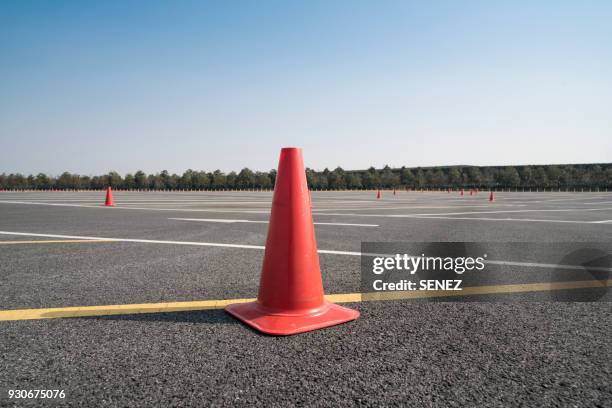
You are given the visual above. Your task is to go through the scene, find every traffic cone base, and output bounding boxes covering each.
[226,300,359,336]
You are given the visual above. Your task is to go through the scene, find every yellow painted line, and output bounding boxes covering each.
[0,239,118,245]
[0,298,256,321]
[0,279,609,322]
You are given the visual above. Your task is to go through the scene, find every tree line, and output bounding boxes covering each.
[0,164,610,191]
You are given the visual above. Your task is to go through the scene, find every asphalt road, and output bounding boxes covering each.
[0,190,611,407]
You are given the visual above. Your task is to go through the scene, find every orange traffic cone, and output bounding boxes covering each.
[376,189,381,199]
[105,186,115,206]
[225,148,359,335]
[489,191,494,202]
[460,189,464,196]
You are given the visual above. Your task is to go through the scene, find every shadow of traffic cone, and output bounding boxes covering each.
[376,189,381,199]
[225,148,359,335]
[489,191,494,202]
[105,186,115,206]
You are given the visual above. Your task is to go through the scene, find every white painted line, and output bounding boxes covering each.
[408,216,604,224]
[0,231,267,250]
[0,199,272,204]
[169,217,379,227]
[0,231,610,273]
[170,218,267,224]
[3,200,610,224]
[312,204,526,211]
[392,207,612,216]
[314,222,379,227]
[591,220,612,224]
[0,201,269,214]
[0,231,362,255]
[486,259,612,272]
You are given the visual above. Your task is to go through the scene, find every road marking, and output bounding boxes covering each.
[314,207,612,217]
[312,213,612,224]
[0,231,267,250]
[411,207,612,216]
[312,204,526,211]
[0,230,364,256]
[0,279,608,321]
[0,239,117,245]
[403,216,605,224]
[0,201,269,213]
[170,218,268,224]
[0,231,611,273]
[169,218,379,227]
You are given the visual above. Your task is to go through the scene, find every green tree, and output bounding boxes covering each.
[534,167,548,187]
[305,168,316,188]
[212,170,227,189]
[269,169,277,187]
[498,167,520,186]
[124,173,136,189]
[226,171,237,189]
[107,171,122,187]
[466,167,482,186]
[381,166,400,187]
[448,168,462,186]
[57,172,75,189]
[519,166,533,186]
[151,174,165,190]
[193,171,210,189]
[255,172,272,189]
[26,175,36,189]
[180,170,194,189]
[35,173,51,189]
[237,168,255,188]
[134,171,148,189]
[345,173,363,189]
[328,167,347,189]
[400,168,415,186]
[546,165,561,187]
[432,169,447,186]
[79,175,91,189]
[365,167,381,188]
[415,169,425,188]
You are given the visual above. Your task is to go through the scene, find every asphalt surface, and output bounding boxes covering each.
[0,190,611,407]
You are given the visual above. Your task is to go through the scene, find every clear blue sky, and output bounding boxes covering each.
[1,0,611,175]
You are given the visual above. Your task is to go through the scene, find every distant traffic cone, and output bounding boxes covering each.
[460,189,464,196]
[105,186,115,206]
[470,189,473,196]
[489,191,494,202]
[393,188,396,195]
[376,189,381,199]
[225,148,359,335]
